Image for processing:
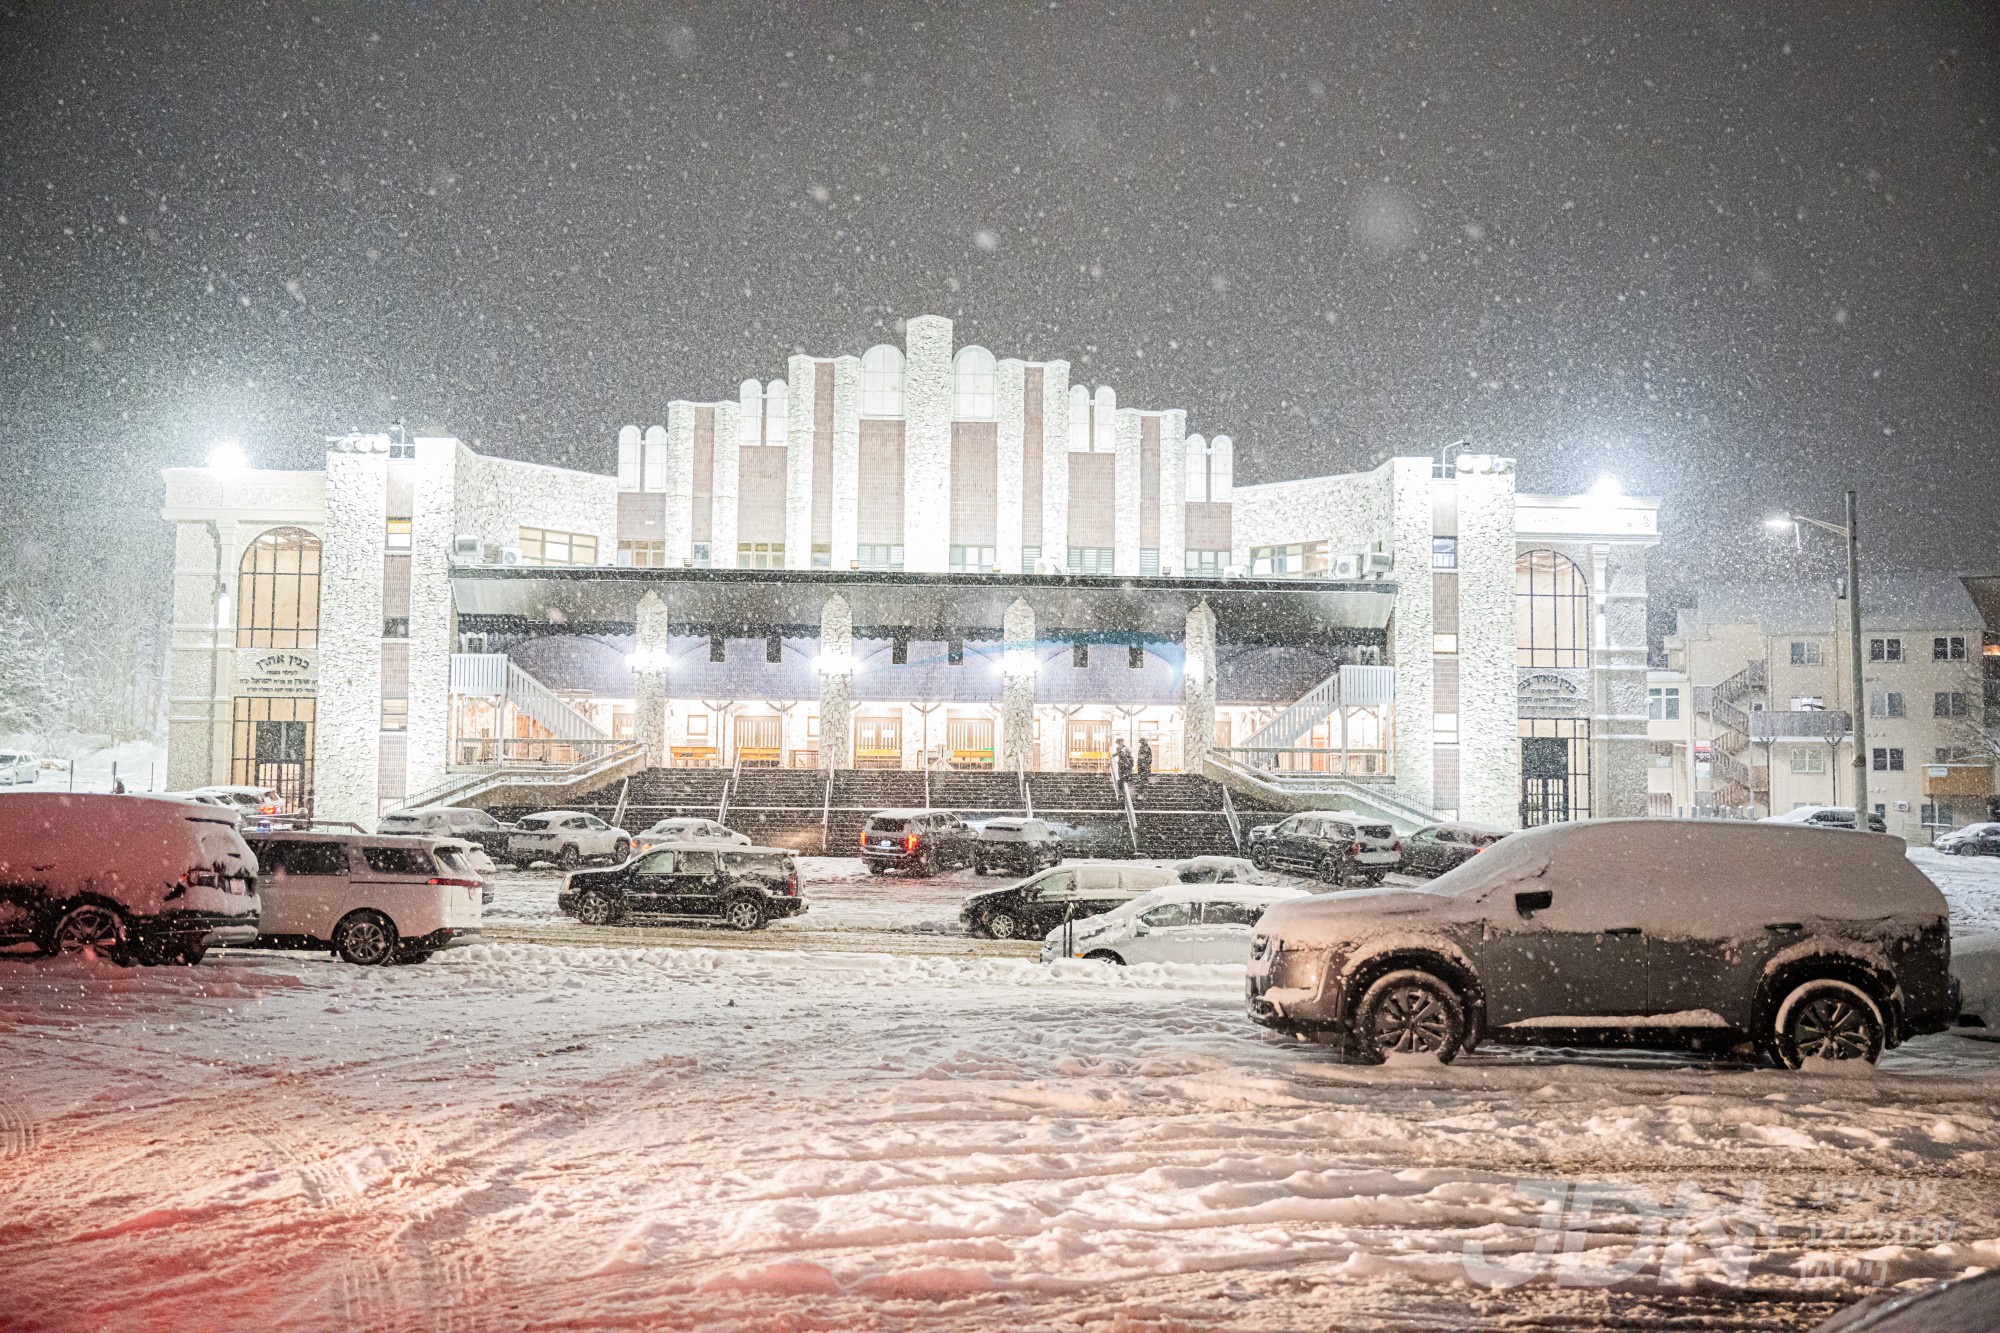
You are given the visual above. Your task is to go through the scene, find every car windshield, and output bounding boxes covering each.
[518,817,549,831]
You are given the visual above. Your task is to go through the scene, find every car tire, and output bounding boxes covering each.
[1317,854,1347,886]
[332,910,398,967]
[514,858,536,871]
[613,839,631,861]
[43,902,133,963]
[866,861,885,876]
[984,910,1020,940]
[1350,969,1466,1065]
[573,890,622,926]
[1362,870,1387,887]
[973,860,987,877]
[723,897,765,932]
[917,847,939,878]
[1770,978,1884,1069]
[1083,950,1125,966]
[557,844,581,870]
[1955,844,1977,856]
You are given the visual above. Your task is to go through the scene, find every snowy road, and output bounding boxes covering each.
[3,851,1999,1330]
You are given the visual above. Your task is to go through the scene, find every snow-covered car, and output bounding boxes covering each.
[1934,822,2000,856]
[1174,855,1258,884]
[508,810,632,869]
[972,817,1063,876]
[238,828,484,964]
[634,817,750,854]
[0,792,260,964]
[377,806,516,858]
[178,784,287,817]
[1759,804,1888,834]
[0,750,37,786]
[1399,822,1510,877]
[1042,882,1308,965]
[1953,932,2000,1029]
[558,844,805,931]
[1246,812,1401,885]
[961,862,1179,940]
[1246,819,1957,1068]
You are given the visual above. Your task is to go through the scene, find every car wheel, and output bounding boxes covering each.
[1955,844,1977,856]
[514,858,537,871]
[573,890,622,926]
[332,910,398,967]
[917,847,939,878]
[1362,870,1387,887]
[1317,854,1347,886]
[557,844,581,870]
[866,861,885,876]
[1771,978,1884,1069]
[984,910,1020,940]
[1083,950,1125,966]
[45,902,132,962]
[1350,969,1466,1065]
[613,839,631,861]
[723,897,765,932]
[973,860,987,876]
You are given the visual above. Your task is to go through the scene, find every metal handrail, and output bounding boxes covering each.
[1121,780,1140,854]
[1240,671,1342,752]
[395,741,643,812]
[1220,786,1242,853]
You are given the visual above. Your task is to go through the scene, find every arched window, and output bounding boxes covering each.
[763,378,789,441]
[1208,434,1233,501]
[1092,385,1117,453]
[1067,385,1091,452]
[953,345,996,419]
[237,527,322,649]
[738,380,763,445]
[1516,550,1590,668]
[1184,433,1209,503]
[860,345,904,417]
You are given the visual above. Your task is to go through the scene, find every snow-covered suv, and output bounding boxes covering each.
[1246,819,1957,1068]
[508,810,631,869]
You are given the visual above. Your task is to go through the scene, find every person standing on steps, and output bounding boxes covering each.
[1135,737,1153,792]
[1113,738,1134,791]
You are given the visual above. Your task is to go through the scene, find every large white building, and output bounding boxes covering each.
[162,315,1661,832]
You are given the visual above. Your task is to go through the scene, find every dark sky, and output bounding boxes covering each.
[3,2,1996,582]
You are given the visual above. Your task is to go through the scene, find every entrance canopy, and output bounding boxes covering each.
[449,567,1397,646]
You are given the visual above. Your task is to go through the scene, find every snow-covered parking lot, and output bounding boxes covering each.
[4,850,2000,1330]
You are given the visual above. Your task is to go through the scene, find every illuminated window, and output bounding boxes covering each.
[1184,549,1227,576]
[1433,633,1458,655]
[236,527,322,649]
[385,518,412,551]
[861,345,904,416]
[737,542,785,569]
[518,527,598,567]
[949,545,995,573]
[618,540,666,568]
[1431,536,1458,570]
[858,544,904,571]
[953,346,995,419]
[1432,712,1459,743]
[381,699,408,732]
[1515,550,1590,669]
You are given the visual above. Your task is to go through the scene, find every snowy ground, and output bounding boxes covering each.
[4,852,1999,1330]
[1,737,170,794]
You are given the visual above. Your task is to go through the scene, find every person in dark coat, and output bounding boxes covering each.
[1113,738,1134,788]
[1135,737,1153,790]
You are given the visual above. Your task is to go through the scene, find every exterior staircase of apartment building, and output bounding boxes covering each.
[1696,659,1854,813]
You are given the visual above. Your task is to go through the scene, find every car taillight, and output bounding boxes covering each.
[905,833,918,853]
[1391,839,1401,851]
[183,869,221,888]
[861,831,869,848]
[1350,841,1363,856]
[259,803,279,815]
[427,877,482,888]
[788,873,798,896]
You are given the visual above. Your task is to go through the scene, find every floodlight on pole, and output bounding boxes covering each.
[206,439,249,473]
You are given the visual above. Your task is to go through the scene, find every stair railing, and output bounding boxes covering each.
[820,772,834,853]
[1121,780,1140,855]
[1220,785,1243,854]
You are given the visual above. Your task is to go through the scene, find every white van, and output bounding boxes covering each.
[239,829,484,965]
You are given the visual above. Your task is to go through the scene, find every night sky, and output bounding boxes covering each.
[2,2,1996,582]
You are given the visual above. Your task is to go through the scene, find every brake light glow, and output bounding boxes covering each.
[860,831,869,849]
[427,877,482,888]
[905,833,918,853]
[1350,841,1363,856]
[1391,839,1401,851]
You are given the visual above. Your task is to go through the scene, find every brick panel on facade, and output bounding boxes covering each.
[950,422,998,547]
[1184,500,1233,553]
[1433,572,1459,632]
[737,448,788,543]
[1023,367,1043,549]
[380,640,410,697]
[1068,453,1115,549]
[1433,744,1461,812]
[1140,416,1160,549]
[377,732,408,802]
[858,420,905,546]
[381,555,411,620]
[692,407,715,545]
[617,491,667,545]
[1433,656,1460,713]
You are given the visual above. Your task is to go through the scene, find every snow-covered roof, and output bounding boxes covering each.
[1690,572,1983,635]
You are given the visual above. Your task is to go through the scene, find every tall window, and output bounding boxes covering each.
[1516,550,1590,669]
[764,378,789,441]
[953,346,995,419]
[237,527,322,649]
[861,345,904,417]
[738,379,764,445]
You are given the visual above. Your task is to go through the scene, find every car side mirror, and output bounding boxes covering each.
[1515,889,1553,918]
[1132,923,1150,936]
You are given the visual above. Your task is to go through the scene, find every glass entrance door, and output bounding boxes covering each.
[233,696,315,813]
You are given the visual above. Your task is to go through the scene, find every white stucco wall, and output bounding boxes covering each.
[902,315,954,571]
[663,403,696,566]
[1113,409,1142,576]
[1158,410,1187,574]
[1037,360,1070,568]
[784,354,816,569]
[709,403,741,566]
[1387,458,1435,812]
[315,448,388,826]
[1457,466,1520,826]
[1229,469,1393,569]
[829,355,861,571]
[994,358,1026,576]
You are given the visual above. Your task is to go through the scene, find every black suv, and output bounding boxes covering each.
[558,845,805,931]
[860,809,974,876]
[1247,812,1402,886]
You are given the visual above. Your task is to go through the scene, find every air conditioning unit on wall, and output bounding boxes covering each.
[499,545,522,567]
[1332,554,1363,580]
[452,534,480,562]
[1359,551,1395,578]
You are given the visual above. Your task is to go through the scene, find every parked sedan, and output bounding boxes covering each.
[1247,812,1401,885]
[1399,822,1510,877]
[972,817,1063,876]
[1042,883,1308,965]
[378,805,516,859]
[508,811,632,869]
[1174,855,1259,884]
[1759,805,1889,833]
[558,844,805,931]
[0,750,37,786]
[635,817,750,854]
[1936,822,2000,856]
[962,862,1178,940]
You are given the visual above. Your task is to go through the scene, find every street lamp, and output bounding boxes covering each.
[1765,490,1867,824]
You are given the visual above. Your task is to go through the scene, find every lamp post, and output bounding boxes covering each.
[1766,490,1867,823]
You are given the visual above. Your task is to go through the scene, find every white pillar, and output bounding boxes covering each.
[1039,361,1071,571]
[316,447,388,827]
[784,353,817,569]
[1114,408,1142,576]
[663,403,695,566]
[1389,457,1435,812]
[1183,599,1218,772]
[1158,410,1187,576]
[403,438,462,800]
[1002,597,1037,771]
[830,354,861,570]
[634,592,670,766]
[818,594,854,768]
[1457,463,1520,827]
[902,315,953,572]
[710,403,740,567]
[995,358,1027,576]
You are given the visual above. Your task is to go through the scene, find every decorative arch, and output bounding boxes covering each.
[237,526,322,649]
[1516,549,1590,669]
[860,345,904,417]
[952,345,996,419]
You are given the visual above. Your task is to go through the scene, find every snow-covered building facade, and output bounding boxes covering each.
[161,315,1660,831]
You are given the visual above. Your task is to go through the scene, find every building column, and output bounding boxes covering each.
[1039,361,1071,571]
[1183,599,1218,772]
[1592,543,1652,818]
[1158,410,1187,576]
[818,594,854,768]
[1002,597,1037,771]
[829,354,861,570]
[710,402,740,567]
[315,446,388,827]
[784,353,817,569]
[1388,457,1436,814]
[633,591,670,767]
[994,359,1027,577]
[1457,462,1521,827]
[1113,408,1142,576]
[403,438,462,801]
[663,402,696,566]
[903,315,953,571]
